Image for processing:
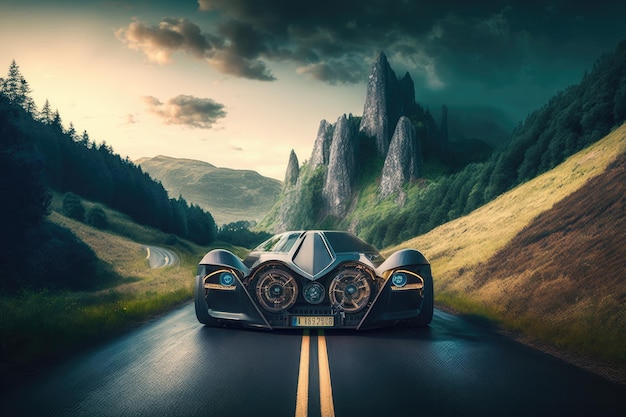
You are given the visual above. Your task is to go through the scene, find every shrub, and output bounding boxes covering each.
[86,205,108,229]
[1,221,98,291]
[165,234,179,245]
[62,192,85,221]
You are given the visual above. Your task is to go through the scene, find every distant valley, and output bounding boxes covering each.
[136,155,282,225]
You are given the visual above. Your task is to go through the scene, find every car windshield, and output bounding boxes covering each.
[254,232,301,253]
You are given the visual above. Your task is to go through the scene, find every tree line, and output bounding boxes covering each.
[0,60,219,290]
[361,40,626,249]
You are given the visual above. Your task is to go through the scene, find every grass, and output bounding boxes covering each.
[135,155,282,225]
[386,124,626,284]
[4,124,625,381]
[1,193,247,377]
[384,123,626,378]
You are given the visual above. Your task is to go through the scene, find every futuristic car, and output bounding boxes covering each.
[194,230,433,330]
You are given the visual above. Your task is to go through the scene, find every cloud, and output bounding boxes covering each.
[190,1,526,85]
[125,114,138,124]
[142,94,227,129]
[116,18,275,80]
[119,1,626,118]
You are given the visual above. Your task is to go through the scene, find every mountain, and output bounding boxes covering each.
[259,51,443,232]
[379,116,422,199]
[359,52,418,155]
[136,155,282,225]
[387,123,626,379]
[323,114,359,217]
[261,41,626,248]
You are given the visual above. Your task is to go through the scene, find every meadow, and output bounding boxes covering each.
[386,123,626,380]
[0,194,245,373]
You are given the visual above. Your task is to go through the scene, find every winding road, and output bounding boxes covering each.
[144,245,178,268]
[3,305,625,417]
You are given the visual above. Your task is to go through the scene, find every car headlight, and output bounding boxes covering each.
[219,271,236,286]
[388,269,425,292]
[391,272,407,287]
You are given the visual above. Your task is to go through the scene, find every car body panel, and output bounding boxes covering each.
[195,230,433,330]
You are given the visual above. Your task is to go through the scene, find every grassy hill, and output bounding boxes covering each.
[0,192,247,379]
[385,122,626,381]
[136,155,282,225]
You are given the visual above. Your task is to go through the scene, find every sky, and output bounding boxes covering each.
[1,0,625,181]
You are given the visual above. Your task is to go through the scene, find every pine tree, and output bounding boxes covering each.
[66,122,77,141]
[40,99,52,124]
[18,77,36,114]
[1,60,21,102]
[1,60,36,113]
[0,60,36,114]
[80,130,90,147]
[52,109,63,131]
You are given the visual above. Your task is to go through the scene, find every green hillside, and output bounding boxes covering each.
[136,155,282,225]
[0,192,246,378]
[386,123,626,380]
[259,41,626,251]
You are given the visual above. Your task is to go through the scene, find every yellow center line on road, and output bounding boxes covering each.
[295,329,310,417]
[317,329,336,417]
[294,329,336,417]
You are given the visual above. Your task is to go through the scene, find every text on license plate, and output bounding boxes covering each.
[292,316,334,327]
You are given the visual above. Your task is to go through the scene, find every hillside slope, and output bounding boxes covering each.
[136,155,282,225]
[1,193,208,375]
[387,122,626,377]
[470,149,626,372]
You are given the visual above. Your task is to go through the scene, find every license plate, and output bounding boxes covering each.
[292,316,334,327]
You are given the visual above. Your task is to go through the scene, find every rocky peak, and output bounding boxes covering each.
[379,116,422,199]
[284,149,299,187]
[359,52,416,155]
[309,119,333,169]
[399,72,417,116]
[323,114,358,217]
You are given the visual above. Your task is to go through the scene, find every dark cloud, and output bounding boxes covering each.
[142,94,227,128]
[121,1,626,118]
[116,18,275,81]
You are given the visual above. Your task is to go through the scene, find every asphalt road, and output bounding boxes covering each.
[3,305,625,417]
[145,245,178,268]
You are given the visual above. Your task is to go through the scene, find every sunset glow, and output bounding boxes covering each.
[1,0,624,180]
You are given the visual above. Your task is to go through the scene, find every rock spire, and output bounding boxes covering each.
[359,52,416,155]
[379,116,422,199]
[309,119,333,170]
[284,149,299,187]
[323,114,358,217]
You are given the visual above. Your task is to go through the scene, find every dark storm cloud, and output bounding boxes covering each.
[194,1,622,85]
[121,1,626,118]
[142,95,227,129]
[116,18,275,81]
[193,0,533,85]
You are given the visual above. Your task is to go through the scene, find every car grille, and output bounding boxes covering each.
[263,304,367,328]
[291,305,334,315]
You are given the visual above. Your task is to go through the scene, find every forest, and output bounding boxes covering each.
[0,60,218,290]
[2,38,626,289]
[359,40,626,248]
